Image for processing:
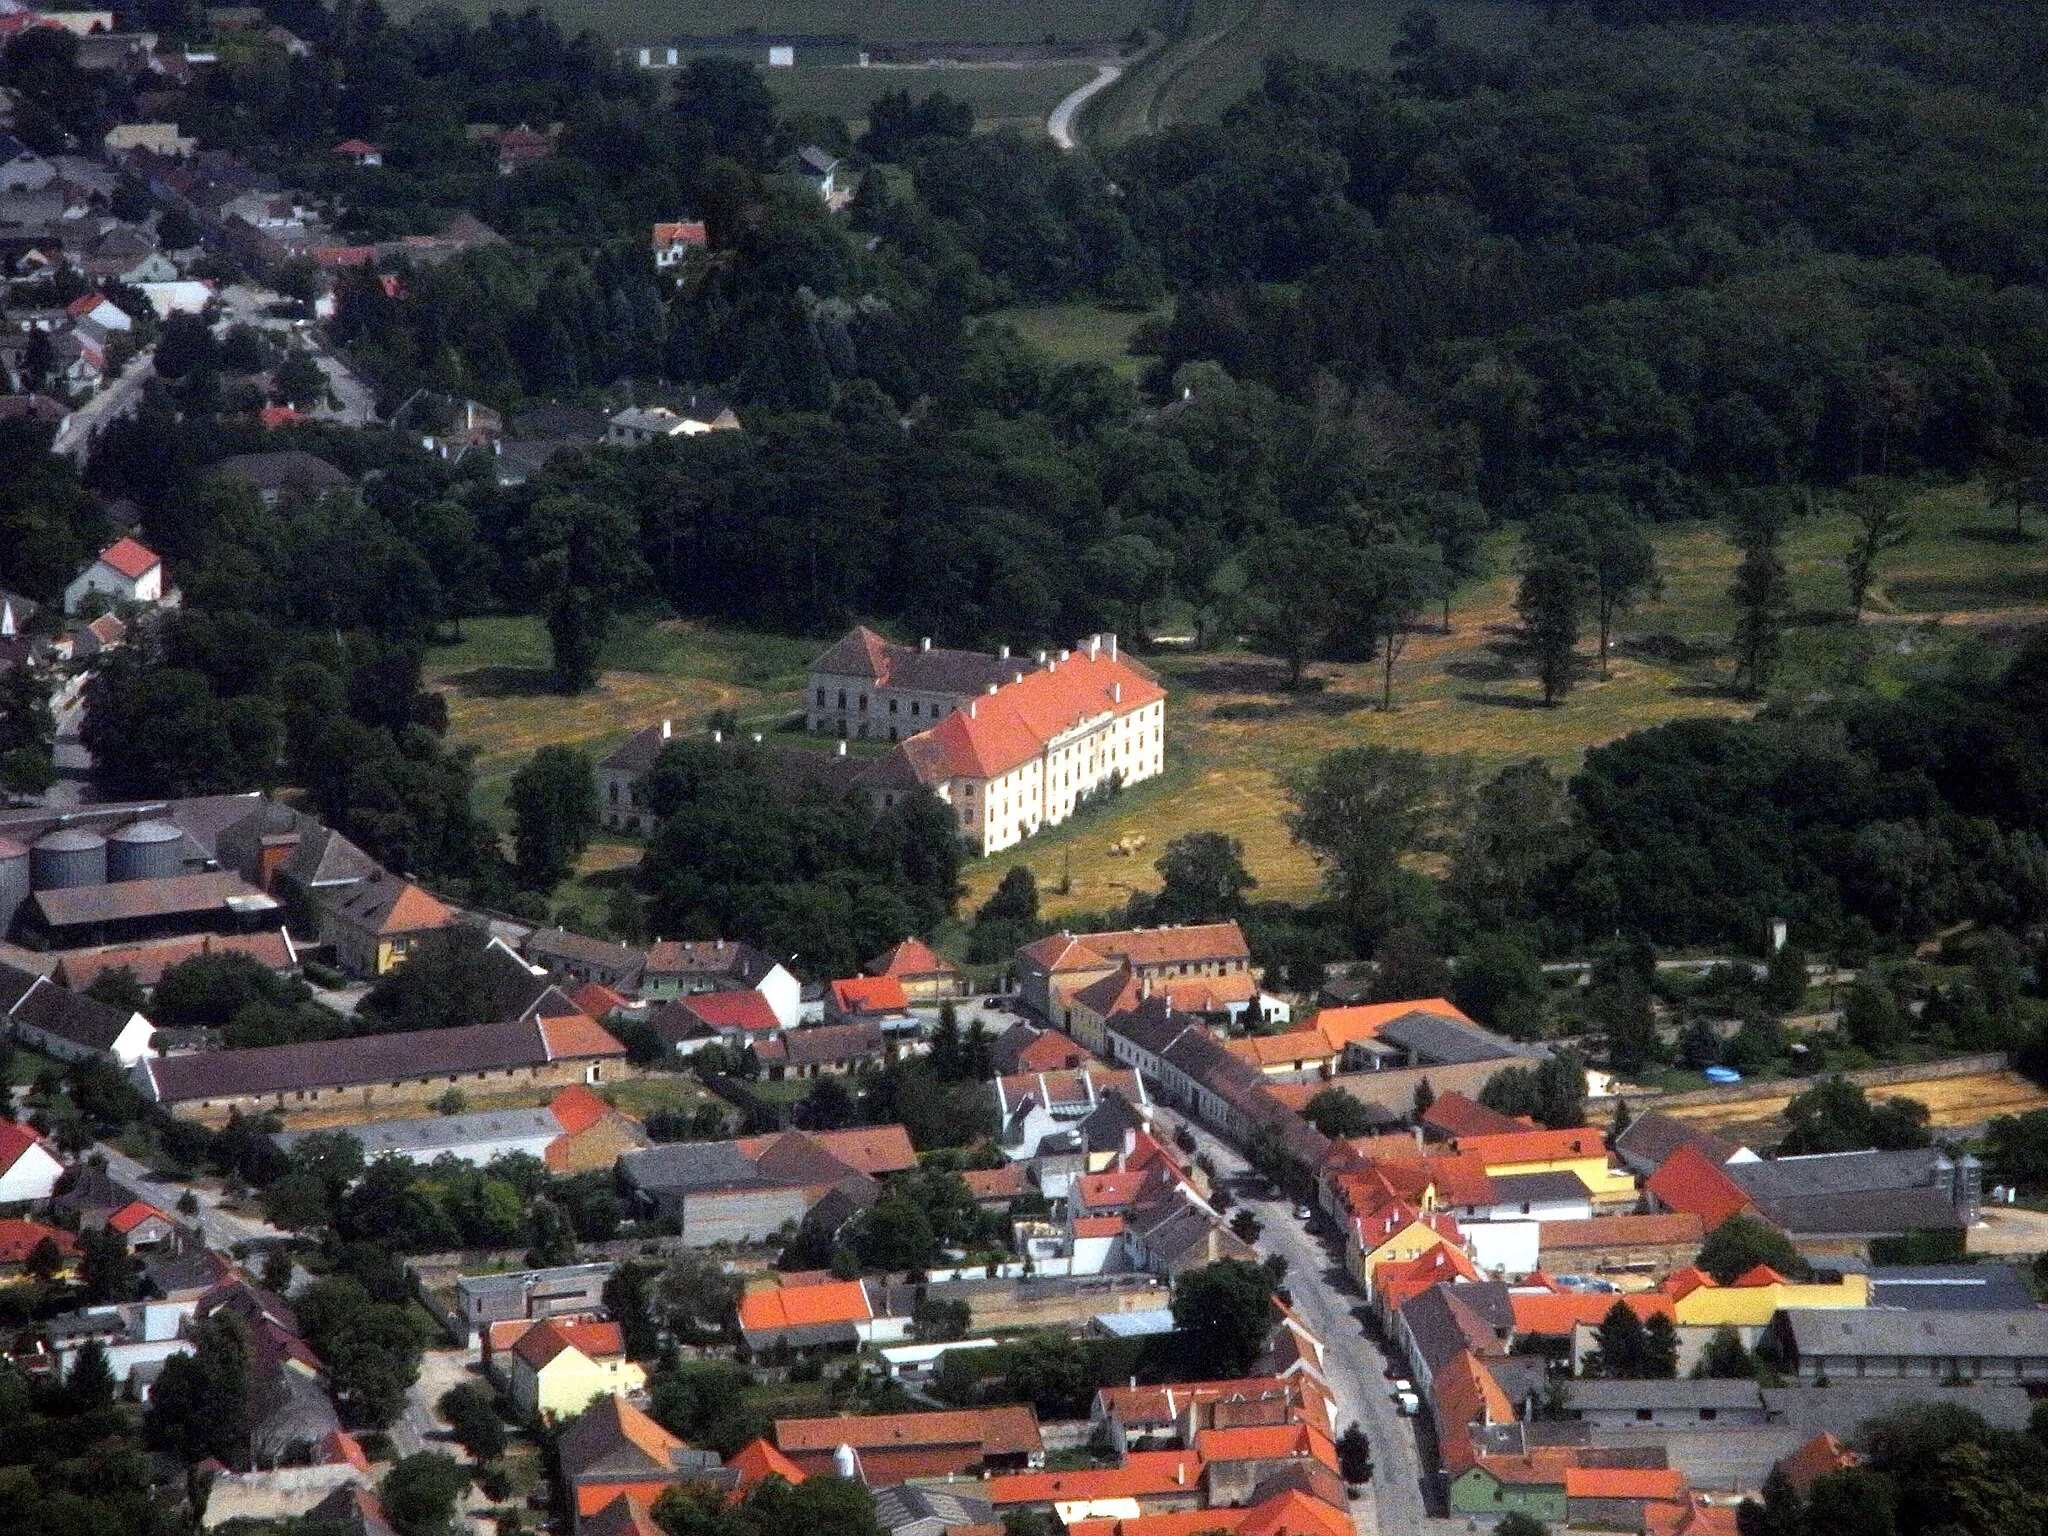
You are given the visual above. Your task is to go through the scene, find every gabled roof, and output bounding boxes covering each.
[774,1405,1042,1457]
[1312,997,1478,1048]
[0,1119,57,1174]
[1020,931,1114,974]
[652,220,708,246]
[865,938,958,980]
[558,1396,693,1480]
[1509,1290,1673,1337]
[0,1217,76,1264]
[1194,1422,1338,1471]
[549,1084,613,1136]
[1433,1350,1515,1468]
[1564,1467,1687,1501]
[1646,1144,1755,1228]
[737,1124,916,1176]
[1422,1091,1534,1138]
[1613,1110,1740,1170]
[323,873,455,936]
[985,1449,1202,1505]
[1538,1212,1704,1250]
[106,1199,171,1234]
[726,1437,806,1496]
[570,981,628,1018]
[509,1317,626,1371]
[93,536,160,580]
[902,648,1165,783]
[829,974,908,1014]
[737,1279,871,1333]
[1775,1431,1859,1497]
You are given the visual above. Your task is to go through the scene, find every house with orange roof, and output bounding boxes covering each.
[1432,1349,1517,1477]
[1647,1490,1743,1536]
[558,1396,728,1531]
[1509,1288,1675,1341]
[810,630,1165,856]
[316,870,459,976]
[571,981,629,1019]
[1774,1431,1859,1497]
[1422,1090,1535,1140]
[1374,1244,1483,1326]
[500,1317,646,1420]
[1196,1421,1340,1506]
[864,938,967,1001]
[984,1449,1204,1519]
[826,973,911,1022]
[1664,1262,1869,1327]
[993,1019,1101,1075]
[105,1199,177,1248]
[725,1437,806,1500]
[1448,1449,1574,1522]
[1536,1211,1705,1277]
[1345,1199,1465,1296]
[1091,1377,1321,1454]
[1021,921,1254,1032]
[64,535,164,614]
[1566,1466,1689,1528]
[1311,998,1481,1055]
[736,1277,899,1353]
[651,220,707,267]
[1066,1488,1352,1536]
[773,1404,1044,1481]
[1226,1026,1338,1080]
[1645,1144,1757,1229]
[1448,1126,1638,1203]
[0,1216,77,1275]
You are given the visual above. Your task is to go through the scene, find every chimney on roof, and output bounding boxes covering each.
[999,644,1010,659]
[1109,633,1117,659]
[969,700,976,718]
[660,719,672,739]
[1089,636,1100,659]
[752,732,763,743]
[1060,649,1070,662]
[1037,650,1048,665]
[986,683,998,695]
[1013,672,1024,685]
[1112,682,1121,704]
[712,729,722,744]
[920,637,932,651]
[1177,1461,1186,1486]
[837,740,847,756]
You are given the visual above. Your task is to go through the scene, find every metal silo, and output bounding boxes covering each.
[108,819,187,882]
[31,826,107,890]
[0,837,28,935]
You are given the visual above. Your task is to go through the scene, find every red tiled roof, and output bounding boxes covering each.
[1235,1490,1356,1536]
[319,1429,372,1472]
[509,1317,626,1370]
[1538,1212,1704,1251]
[539,1013,627,1061]
[549,1084,611,1136]
[1073,1216,1125,1238]
[106,1199,170,1234]
[335,139,379,154]
[1193,1422,1338,1472]
[910,648,1165,782]
[737,1279,871,1333]
[1449,1127,1608,1165]
[1646,1144,1755,1228]
[735,1124,916,1176]
[0,1217,76,1265]
[1565,1467,1688,1501]
[1075,1170,1148,1210]
[866,938,958,980]
[652,221,707,247]
[985,1450,1201,1505]
[726,1437,806,1497]
[1313,998,1477,1047]
[774,1405,1042,1457]
[1732,1263,1788,1287]
[679,989,781,1033]
[1432,1351,1514,1470]
[571,981,628,1018]
[1422,1090,1535,1138]
[1776,1431,1858,1497]
[829,974,909,1014]
[962,1164,1027,1200]
[96,536,160,580]
[1509,1291,1674,1336]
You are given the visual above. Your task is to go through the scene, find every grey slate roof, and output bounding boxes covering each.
[1866,1264,2037,1312]
[1400,1282,1509,1376]
[1107,995,1193,1058]
[872,1485,994,1536]
[618,1139,767,1195]
[212,449,352,493]
[1489,1171,1592,1205]
[1760,1382,2035,1432]
[1778,1307,2048,1360]
[1727,1148,1975,1234]
[1378,1011,1526,1066]
[1565,1379,1767,1413]
[8,974,140,1052]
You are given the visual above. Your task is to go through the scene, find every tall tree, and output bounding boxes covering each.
[1580,499,1659,678]
[519,494,645,694]
[1515,552,1582,705]
[508,744,598,891]
[1171,1259,1275,1378]
[1841,478,1911,618]
[1586,1301,1650,1378]
[1728,498,1791,697]
[1350,541,1445,709]
[1286,745,1468,939]
[1151,831,1257,922]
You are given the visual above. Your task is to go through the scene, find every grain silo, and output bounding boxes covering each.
[107,818,186,882]
[0,837,28,934]
[30,825,107,890]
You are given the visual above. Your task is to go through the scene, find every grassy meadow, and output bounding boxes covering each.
[384,0,1146,43]
[984,301,1166,379]
[425,482,2048,926]
[768,63,1103,135]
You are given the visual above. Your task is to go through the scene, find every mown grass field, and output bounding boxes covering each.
[985,301,1165,379]
[426,484,2048,924]
[384,0,1145,44]
[769,63,1102,134]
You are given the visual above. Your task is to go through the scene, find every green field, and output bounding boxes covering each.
[428,485,2048,924]
[384,0,1146,44]
[770,63,1101,132]
[985,301,1165,379]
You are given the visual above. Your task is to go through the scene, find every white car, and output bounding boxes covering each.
[1293,1204,1314,1220]
[1395,1391,1421,1416]
[1390,1379,1413,1397]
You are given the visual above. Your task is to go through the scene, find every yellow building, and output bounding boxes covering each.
[1452,1128,1640,1203]
[501,1318,647,1421]
[1346,1202,1464,1294]
[1668,1266,1869,1327]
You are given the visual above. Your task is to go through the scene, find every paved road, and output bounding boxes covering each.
[45,679,89,807]
[1162,1111,1432,1536]
[95,1141,291,1253]
[1048,63,1122,149]
[52,352,153,461]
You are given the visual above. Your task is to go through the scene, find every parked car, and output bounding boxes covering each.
[1293,1204,1314,1220]
[1395,1391,1421,1416]
[1390,1379,1413,1397]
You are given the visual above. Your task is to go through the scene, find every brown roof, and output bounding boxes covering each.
[33,870,275,929]
[140,1017,624,1103]
[735,1124,916,1176]
[775,1405,1042,1457]
[811,627,1016,695]
[54,930,294,990]
[866,938,959,981]
[1537,1212,1705,1250]
[322,873,456,936]
[509,1317,626,1370]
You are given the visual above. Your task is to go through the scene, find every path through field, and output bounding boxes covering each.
[1048,61,1124,146]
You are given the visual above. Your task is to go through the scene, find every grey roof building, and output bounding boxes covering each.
[1866,1264,2037,1312]
[1759,1381,2035,1432]
[1769,1308,2048,1383]
[1376,1011,1530,1067]
[455,1261,615,1331]
[1726,1148,1981,1235]
[872,1486,995,1536]
[273,1105,565,1167]
[1612,1111,1745,1176]
[1563,1379,1768,1430]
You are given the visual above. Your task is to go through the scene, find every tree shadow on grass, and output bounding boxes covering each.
[1668,681,1749,700]
[1455,691,1555,710]
[1443,655,1522,683]
[442,664,563,698]
[1953,524,2040,545]
[1177,657,1325,694]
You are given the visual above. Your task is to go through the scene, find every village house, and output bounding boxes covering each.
[497,1317,646,1420]
[604,397,739,443]
[134,1014,627,1123]
[271,1086,646,1172]
[0,962,156,1068]
[773,1404,1044,1481]
[618,1124,917,1243]
[455,1262,613,1338]
[62,536,163,615]
[317,872,459,976]
[639,937,801,1022]
[558,1397,730,1533]
[864,937,968,1001]
[735,1275,906,1354]
[651,220,707,267]
[0,1119,63,1202]
[1767,1307,2048,1383]
[1019,921,1252,1029]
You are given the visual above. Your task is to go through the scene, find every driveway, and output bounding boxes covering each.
[94,1141,291,1253]
[52,352,154,462]
[1158,1111,1432,1536]
[393,1343,485,1459]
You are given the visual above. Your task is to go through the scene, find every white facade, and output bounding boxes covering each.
[0,1136,63,1202]
[1464,1220,1540,1279]
[64,555,162,615]
[944,696,1166,856]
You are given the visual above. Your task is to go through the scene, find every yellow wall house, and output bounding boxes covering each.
[503,1318,646,1421]
[1452,1128,1640,1203]
[1348,1202,1464,1296]
[1668,1265,1870,1327]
